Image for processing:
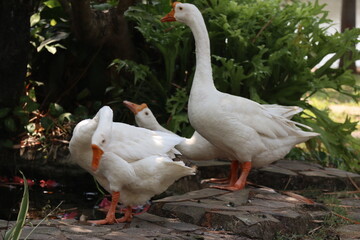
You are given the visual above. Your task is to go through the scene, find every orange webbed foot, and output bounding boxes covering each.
[88,218,116,225]
[88,191,122,225]
[212,161,251,191]
[210,183,246,191]
[115,206,133,223]
[201,161,240,185]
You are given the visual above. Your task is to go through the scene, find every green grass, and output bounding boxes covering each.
[274,193,352,240]
[4,171,29,240]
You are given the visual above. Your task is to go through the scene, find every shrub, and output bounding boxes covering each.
[125,0,359,170]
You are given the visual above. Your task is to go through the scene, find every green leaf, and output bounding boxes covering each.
[4,171,29,240]
[92,3,112,10]
[26,123,36,133]
[0,139,13,148]
[58,112,73,124]
[0,108,11,118]
[13,107,28,123]
[76,88,91,100]
[30,13,40,27]
[40,116,54,130]
[24,101,40,113]
[37,32,69,52]
[49,103,64,117]
[74,105,89,119]
[43,0,61,8]
[44,45,57,54]
[110,59,150,85]
[4,117,17,132]
[50,19,57,26]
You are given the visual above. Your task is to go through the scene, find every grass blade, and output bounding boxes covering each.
[4,171,29,240]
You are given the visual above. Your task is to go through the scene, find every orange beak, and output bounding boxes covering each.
[160,2,180,22]
[123,100,148,115]
[91,144,104,171]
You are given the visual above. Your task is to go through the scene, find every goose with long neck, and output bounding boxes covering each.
[123,100,227,161]
[161,2,319,191]
[123,100,305,182]
[69,106,195,224]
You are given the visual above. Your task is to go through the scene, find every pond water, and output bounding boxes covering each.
[0,165,104,222]
[0,160,170,222]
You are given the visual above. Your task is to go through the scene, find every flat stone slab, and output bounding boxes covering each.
[150,187,329,240]
[250,159,360,191]
[178,159,360,193]
[157,159,360,197]
[258,165,297,176]
[0,214,242,240]
[337,198,360,223]
[336,224,360,239]
[154,188,228,203]
[2,159,360,239]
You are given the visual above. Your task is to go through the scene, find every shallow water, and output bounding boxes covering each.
[0,169,102,221]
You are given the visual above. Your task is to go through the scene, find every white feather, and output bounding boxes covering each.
[168,3,319,167]
[69,106,195,206]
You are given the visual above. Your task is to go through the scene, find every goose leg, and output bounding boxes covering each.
[202,160,239,184]
[212,161,252,191]
[88,191,120,225]
[228,160,240,186]
[115,206,133,223]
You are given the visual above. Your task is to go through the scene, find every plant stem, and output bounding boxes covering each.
[24,201,64,240]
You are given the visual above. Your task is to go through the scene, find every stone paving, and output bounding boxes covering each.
[1,159,360,239]
[0,214,246,240]
[150,187,329,240]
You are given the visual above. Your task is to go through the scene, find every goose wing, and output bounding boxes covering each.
[107,123,183,162]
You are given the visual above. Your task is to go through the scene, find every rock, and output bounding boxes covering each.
[135,212,202,232]
[259,165,298,176]
[102,231,150,240]
[299,171,334,178]
[150,186,329,240]
[323,168,360,178]
[250,159,360,191]
[336,224,360,239]
[154,188,228,203]
[19,226,63,240]
[274,160,323,171]
[213,189,249,205]
[58,224,112,235]
[3,159,360,239]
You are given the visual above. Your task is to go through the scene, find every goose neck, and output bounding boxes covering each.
[187,15,215,90]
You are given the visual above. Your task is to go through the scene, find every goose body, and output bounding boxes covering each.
[123,100,305,164]
[123,100,226,161]
[69,106,195,223]
[161,2,319,190]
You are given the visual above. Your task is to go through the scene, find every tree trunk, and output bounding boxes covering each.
[61,0,137,60]
[0,0,30,108]
[340,0,357,72]
[341,0,356,32]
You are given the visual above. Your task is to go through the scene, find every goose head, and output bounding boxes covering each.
[161,2,201,25]
[123,100,159,130]
[91,106,113,171]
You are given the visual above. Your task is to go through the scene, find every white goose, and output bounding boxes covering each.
[123,100,308,184]
[161,2,319,191]
[123,100,226,161]
[69,106,195,224]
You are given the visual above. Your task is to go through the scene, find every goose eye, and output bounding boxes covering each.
[145,111,149,116]
[179,7,183,10]
[102,139,106,144]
